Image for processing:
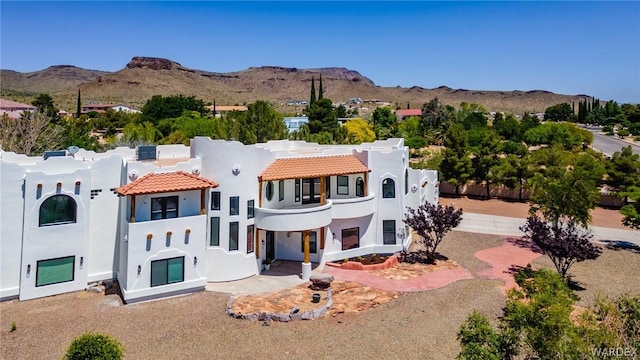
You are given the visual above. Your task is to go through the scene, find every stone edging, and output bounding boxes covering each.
[325,254,399,271]
[227,289,333,322]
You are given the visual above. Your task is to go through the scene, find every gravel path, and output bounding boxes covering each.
[2,231,637,359]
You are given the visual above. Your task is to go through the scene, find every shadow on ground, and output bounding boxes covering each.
[599,240,640,254]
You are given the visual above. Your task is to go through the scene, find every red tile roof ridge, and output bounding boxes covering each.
[116,170,218,196]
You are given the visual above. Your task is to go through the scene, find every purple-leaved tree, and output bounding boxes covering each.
[520,216,601,278]
[403,202,463,264]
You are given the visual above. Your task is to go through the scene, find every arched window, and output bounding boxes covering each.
[382,178,395,198]
[265,181,274,201]
[39,195,77,226]
[356,177,365,197]
[405,169,409,195]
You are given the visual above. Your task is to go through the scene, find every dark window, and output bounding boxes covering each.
[301,232,317,254]
[230,196,239,216]
[383,220,396,245]
[210,217,220,246]
[247,225,254,254]
[151,257,184,287]
[211,191,221,210]
[229,222,239,251]
[266,181,274,201]
[151,196,178,220]
[342,227,360,250]
[36,256,75,287]
[405,169,409,195]
[325,176,331,199]
[302,178,321,204]
[39,195,77,226]
[295,179,301,202]
[279,180,285,201]
[337,176,349,195]
[382,178,395,198]
[356,177,365,197]
[247,200,254,219]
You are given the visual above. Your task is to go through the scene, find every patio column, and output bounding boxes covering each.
[320,227,325,250]
[363,172,368,196]
[255,228,260,258]
[130,196,136,223]
[258,179,263,207]
[320,176,326,205]
[301,229,311,280]
[200,189,206,215]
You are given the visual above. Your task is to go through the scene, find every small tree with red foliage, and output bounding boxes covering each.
[403,202,463,264]
[520,216,601,278]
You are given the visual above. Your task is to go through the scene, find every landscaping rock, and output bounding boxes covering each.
[309,274,334,290]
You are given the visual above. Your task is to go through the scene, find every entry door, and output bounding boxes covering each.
[266,231,275,260]
[302,178,321,204]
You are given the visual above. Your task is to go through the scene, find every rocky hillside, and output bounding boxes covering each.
[1,56,591,114]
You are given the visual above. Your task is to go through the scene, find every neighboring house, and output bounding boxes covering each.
[81,104,140,114]
[395,109,422,121]
[283,116,309,132]
[0,138,438,303]
[347,98,363,105]
[0,99,37,118]
[286,100,308,106]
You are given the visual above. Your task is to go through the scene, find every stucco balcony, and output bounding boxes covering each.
[254,201,332,232]
[331,193,375,219]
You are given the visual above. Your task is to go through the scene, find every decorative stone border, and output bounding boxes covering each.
[325,254,399,271]
[227,289,334,322]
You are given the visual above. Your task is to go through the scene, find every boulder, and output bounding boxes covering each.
[309,274,334,290]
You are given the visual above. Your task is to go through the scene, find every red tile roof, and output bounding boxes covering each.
[395,109,422,117]
[0,99,36,110]
[116,171,218,196]
[259,155,370,181]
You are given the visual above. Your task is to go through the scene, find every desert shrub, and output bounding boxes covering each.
[64,332,124,360]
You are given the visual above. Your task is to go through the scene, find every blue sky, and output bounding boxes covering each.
[1,1,639,103]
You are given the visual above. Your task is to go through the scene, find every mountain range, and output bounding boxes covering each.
[1,56,591,114]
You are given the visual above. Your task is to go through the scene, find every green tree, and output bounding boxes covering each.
[420,98,453,135]
[529,151,604,227]
[64,332,124,360]
[473,130,501,197]
[119,122,161,147]
[305,98,337,135]
[31,93,60,123]
[140,94,206,127]
[76,89,82,118]
[493,113,521,141]
[619,186,640,229]
[371,107,397,139]
[243,100,288,144]
[60,118,104,152]
[606,146,640,196]
[544,103,572,122]
[318,74,323,100]
[439,123,473,194]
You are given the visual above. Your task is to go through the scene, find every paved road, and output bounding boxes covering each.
[585,128,640,156]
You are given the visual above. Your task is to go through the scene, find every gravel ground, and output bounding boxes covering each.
[1,231,637,359]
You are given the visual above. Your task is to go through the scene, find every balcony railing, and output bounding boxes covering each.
[254,201,332,231]
[331,193,375,219]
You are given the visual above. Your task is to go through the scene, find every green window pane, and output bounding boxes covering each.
[39,195,76,226]
[151,260,167,287]
[37,256,74,287]
[229,222,239,251]
[167,258,184,283]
